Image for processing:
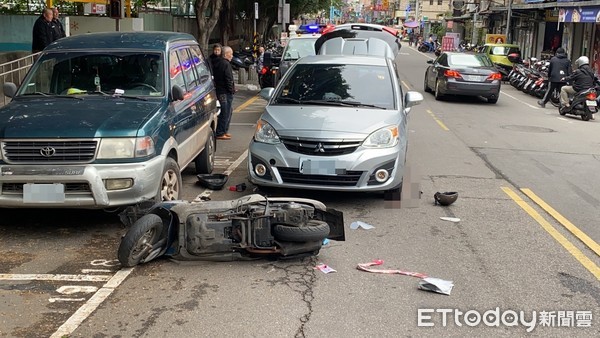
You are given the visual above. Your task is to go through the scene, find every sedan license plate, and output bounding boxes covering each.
[23,183,65,203]
[463,75,485,82]
[586,100,597,107]
[299,159,338,175]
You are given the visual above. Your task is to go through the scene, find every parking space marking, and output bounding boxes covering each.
[502,187,600,280]
[49,298,86,303]
[401,80,411,90]
[234,95,259,113]
[521,188,600,257]
[194,150,248,201]
[0,273,111,282]
[426,109,449,131]
[50,268,134,338]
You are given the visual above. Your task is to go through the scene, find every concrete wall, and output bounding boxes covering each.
[0,15,38,52]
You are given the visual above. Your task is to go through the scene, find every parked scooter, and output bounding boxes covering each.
[117,194,345,267]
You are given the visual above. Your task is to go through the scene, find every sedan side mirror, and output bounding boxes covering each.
[3,82,17,98]
[259,87,275,100]
[427,60,434,64]
[404,91,424,112]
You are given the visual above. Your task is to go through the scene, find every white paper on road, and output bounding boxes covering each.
[440,217,461,223]
[350,221,375,230]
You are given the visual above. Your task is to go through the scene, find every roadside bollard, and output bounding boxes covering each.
[248,65,258,83]
[238,68,247,85]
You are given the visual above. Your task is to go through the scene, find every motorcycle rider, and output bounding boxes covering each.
[560,56,596,115]
[538,47,571,108]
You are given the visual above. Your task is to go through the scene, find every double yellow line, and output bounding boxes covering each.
[502,187,600,280]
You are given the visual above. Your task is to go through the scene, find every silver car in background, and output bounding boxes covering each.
[248,38,423,196]
[278,35,320,78]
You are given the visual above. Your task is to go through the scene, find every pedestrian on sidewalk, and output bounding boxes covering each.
[538,47,571,108]
[213,46,235,140]
[51,7,66,41]
[208,44,222,73]
[32,8,54,53]
[408,31,414,47]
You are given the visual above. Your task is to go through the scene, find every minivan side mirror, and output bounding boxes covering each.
[260,87,275,101]
[426,60,433,64]
[404,91,424,112]
[3,82,17,98]
[171,85,185,101]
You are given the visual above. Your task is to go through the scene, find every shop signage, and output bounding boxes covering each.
[558,6,600,23]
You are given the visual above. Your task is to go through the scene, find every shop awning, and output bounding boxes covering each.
[403,21,420,28]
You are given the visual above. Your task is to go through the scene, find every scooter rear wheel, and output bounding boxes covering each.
[273,220,330,243]
[118,214,164,267]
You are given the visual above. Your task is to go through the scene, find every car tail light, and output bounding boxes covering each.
[322,24,336,34]
[586,92,597,100]
[487,73,502,81]
[260,66,268,75]
[444,70,462,79]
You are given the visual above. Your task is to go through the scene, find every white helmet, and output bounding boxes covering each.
[575,56,589,68]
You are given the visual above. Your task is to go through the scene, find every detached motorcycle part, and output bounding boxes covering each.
[273,220,330,242]
[118,214,166,267]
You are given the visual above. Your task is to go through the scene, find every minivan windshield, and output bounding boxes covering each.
[18,51,164,97]
[274,63,395,110]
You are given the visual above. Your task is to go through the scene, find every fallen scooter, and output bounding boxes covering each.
[117,194,345,267]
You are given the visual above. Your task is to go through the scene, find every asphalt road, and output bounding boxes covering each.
[1,47,599,337]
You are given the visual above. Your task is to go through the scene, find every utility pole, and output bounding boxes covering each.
[415,0,420,34]
[506,0,513,43]
[472,7,478,44]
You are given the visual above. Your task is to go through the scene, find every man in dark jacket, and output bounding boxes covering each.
[208,44,222,73]
[538,47,571,108]
[32,8,54,53]
[51,7,66,41]
[213,46,235,140]
[560,56,595,109]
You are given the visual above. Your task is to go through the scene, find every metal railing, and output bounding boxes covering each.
[0,53,39,107]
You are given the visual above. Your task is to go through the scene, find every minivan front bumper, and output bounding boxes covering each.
[0,156,164,208]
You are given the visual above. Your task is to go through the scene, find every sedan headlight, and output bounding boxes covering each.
[97,137,155,159]
[363,126,399,148]
[254,120,281,144]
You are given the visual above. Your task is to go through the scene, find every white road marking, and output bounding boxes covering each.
[50,268,134,338]
[49,298,86,303]
[90,259,120,267]
[214,156,231,167]
[56,285,99,294]
[0,274,111,282]
[230,122,257,126]
[193,150,248,201]
[499,91,540,110]
[81,269,111,274]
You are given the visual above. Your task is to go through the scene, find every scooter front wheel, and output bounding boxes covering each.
[118,214,165,267]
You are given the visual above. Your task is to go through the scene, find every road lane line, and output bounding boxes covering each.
[194,150,249,201]
[401,80,411,90]
[521,188,600,257]
[501,187,600,280]
[234,95,259,113]
[499,90,540,110]
[426,109,449,131]
[0,274,111,282]
[50,268,134,338]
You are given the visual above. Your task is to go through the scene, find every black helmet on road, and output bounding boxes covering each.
[434,191,458,206]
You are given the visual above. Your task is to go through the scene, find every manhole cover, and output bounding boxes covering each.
[500,125,555,133]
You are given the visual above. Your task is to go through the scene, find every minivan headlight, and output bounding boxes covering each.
[363,126,399,148]
[97,137,155,159]
[254,120,281,144]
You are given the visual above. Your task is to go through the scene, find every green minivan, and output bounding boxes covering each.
[1,32,218,208]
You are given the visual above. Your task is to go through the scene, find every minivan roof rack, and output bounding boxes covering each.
[317,37,394,59]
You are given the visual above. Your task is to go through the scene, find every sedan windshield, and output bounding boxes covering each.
[274,63,395,110]
[18,51,164,97]
[449,54,493,67]
[283,39,318,61]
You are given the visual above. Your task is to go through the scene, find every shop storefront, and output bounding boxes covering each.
[557,5,600,75]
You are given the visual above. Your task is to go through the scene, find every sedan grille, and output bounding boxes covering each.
[2,140,97,163]
[280,137,361,156]
[277,167,363,186]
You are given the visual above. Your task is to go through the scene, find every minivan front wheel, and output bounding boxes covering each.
[195,130,215,174]
[157,157,182,201]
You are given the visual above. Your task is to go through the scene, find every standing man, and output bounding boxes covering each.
[213,46,235,140]
[256,45,265,86]
[538,47,571,108]
[32,8,54,53]
[51,7,66,41]
[208,44,222,73]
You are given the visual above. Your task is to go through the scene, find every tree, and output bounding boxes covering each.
[194,0,224,53]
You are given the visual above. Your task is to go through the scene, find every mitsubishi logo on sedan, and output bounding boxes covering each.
[314,143,325,153]
[40,146,56,157]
